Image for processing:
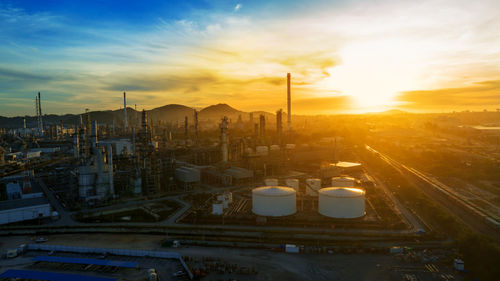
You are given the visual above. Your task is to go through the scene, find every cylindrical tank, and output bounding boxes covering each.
[224,192,233,204]
[256,146,269,156]
[318,187,365,218]
[264,178,279,186]
[212,202,223,215]
[331,176,356,187]
[285,179,299,192]
[252,186,296,216]
[285,144,296,149]
[305,178,321,196]
[270,145,280,151]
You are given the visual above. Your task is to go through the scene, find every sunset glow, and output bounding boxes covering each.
[0,0,499,116]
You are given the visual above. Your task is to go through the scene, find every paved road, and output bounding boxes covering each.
[366,145,500,243]
[36,177,76,226]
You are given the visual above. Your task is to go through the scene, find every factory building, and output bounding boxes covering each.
[252,186,296,217]
[223,166,253,185]
[175,166,201,190]
[331,176,356,187]
[318,187,365,219]
[0,177,53,225]
[0,197,51,225]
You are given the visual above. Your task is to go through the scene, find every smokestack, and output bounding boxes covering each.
[276,109,282,145]
[194,110,199,146]
[23,117,27,137]
[220,116,228,162]
[184,116,188,147]
[38,92,44,132]
[35,95,40,134]
[287,73,291,131]
[123,92,127,132]
[259,114,266,143]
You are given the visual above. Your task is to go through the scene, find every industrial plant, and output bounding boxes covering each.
[0,72,496,281]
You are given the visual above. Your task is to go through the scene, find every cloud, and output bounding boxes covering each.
[396,80,500,111]
[0,67,53,83]
[1,0,500,116]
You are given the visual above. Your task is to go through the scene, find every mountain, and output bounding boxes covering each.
[147,104,195,124]
[0,103,279,128]
[199,103,243,120]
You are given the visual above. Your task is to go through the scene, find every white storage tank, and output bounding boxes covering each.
[305,178,321,196]
[318,187,365,218]
[285,179,299,192]
[270,145,280,151]
[264,178,279,186]
[285,144,296,149]
[256,146,269,156]
[252,186,296,217]
[331,176,356,187]
[212,202,223,215]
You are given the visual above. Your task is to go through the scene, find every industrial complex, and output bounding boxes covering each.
[0,73,498,280]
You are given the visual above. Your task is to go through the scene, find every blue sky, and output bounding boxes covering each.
[1,0,499,116]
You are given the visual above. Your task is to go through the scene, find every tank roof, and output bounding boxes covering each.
[332,176,356,181]
[252,186,296,196]
[319,187,365,197]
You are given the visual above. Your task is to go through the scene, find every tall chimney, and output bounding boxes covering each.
[220,116,228,162]
[194,110,199,146]
[184,116,189,147]
[35,95,40,133]
[123,92,128,132]
[276,109,283,145]
[259,114,266,143]
[38,92,44,132]
[287,73,291,131]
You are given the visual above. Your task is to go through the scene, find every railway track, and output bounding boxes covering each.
[366,145,500,243]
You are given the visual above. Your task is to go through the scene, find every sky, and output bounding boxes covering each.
[0,0,499,116]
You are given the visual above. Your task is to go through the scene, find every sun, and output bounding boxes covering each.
[326,39,423,111]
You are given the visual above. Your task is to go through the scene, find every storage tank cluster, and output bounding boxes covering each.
[252,186,296,217]
[318,187,365,218]
[212,191,233,215]
[251,177,366,219]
